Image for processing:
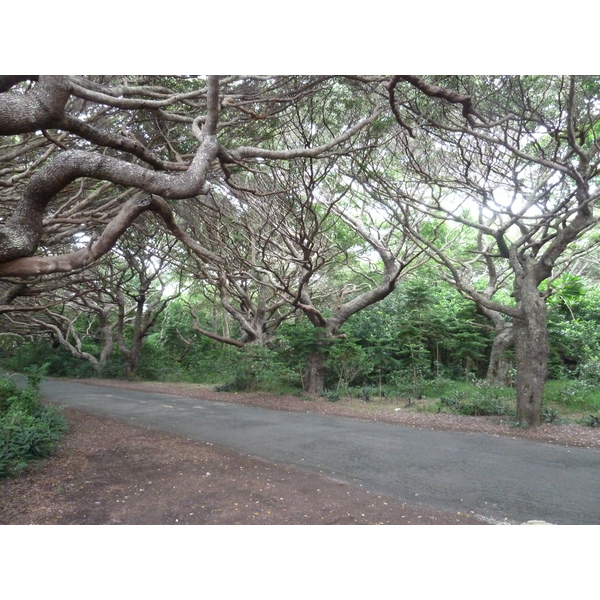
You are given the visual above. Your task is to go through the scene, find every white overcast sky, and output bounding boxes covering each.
[4,2,597,75]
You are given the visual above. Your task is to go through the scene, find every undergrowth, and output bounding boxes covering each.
[0,373,67,478]
[437,391,513,417]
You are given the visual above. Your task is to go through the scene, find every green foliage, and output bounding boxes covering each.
[0,377,19,413]
[23,362,50,392]
[326,338,373,389]
[344,278,493,386]
[276,321,322,365]
[0,376,67,478]
[402,375,459,399]
[8,272,600,408]
[437,389,513,417]
[1,340,98,378]
[547,279,600,378]
[576,356,600,385]
[543,380,600,414]
[437,393,465,413]
[214,346,298,393]
[357,385,375,403]
[580,414,600,428]
[544,273,586,311]
[541,406,561,424]
[135,333,189,382]
[322,389,341,402]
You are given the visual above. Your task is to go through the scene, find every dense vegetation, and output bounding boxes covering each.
[1,75,600,428]
[0,371,67,477]
[2,270,600,425]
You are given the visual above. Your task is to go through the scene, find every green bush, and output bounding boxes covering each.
[214,346,299,394]
[580,414,600,428]
[136,338,188,382]
[0,377,19,413]
[541,406,561,424]
[322,389,341,402]
[357,385,375,403]
[1,341,97,379]
[0,376,67,478]
[437,390,513,417]
[543,380,600,413]
[459,395,512,417]
[326,339,373,389]
[437,393,465,413]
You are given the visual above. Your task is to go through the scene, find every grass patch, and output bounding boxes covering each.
[436,390,514,417]
[543,380,600,414]
[317,378,599,425]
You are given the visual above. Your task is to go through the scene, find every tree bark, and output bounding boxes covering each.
[0,76,70,135]
[304,349,327,395]
[486,323,514,386]
[513,276,549,427]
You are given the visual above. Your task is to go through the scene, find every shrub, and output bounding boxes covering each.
[580,414,600,428]
[1,341,97,379]
[437,393,465,413]
[357,385,375,403]
[437,390,512,417]
[543,380,600,414]
[214,347,299,394]
[0,377,18,413]
[322,389,341,402]
[541,406,561,424]
[0,376,67,478]
[326,340,373,389]
[459,395,511,417]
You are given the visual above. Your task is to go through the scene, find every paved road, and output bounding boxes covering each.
[39,378,600,525]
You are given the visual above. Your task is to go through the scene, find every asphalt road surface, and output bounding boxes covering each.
[39,378,600,525]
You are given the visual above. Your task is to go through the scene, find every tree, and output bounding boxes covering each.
[0,75,387,379]
[4,74,599,427]
[385,75,600,425]
[108,217,186,378]
[2,216,185,377]
[0,74,387,379]
[143,78,425,394]
[172,190,298,349]
[212,150,426,394]
[0,76,381,279]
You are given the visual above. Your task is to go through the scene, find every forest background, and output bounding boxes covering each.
[1,75,600,428]
[1,11,598,600]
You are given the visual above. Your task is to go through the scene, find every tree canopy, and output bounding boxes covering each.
[1,75,599,426]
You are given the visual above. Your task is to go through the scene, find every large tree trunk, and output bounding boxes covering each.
[117,297,145,379]
[122,327,145,379]
[123,350,141,379]
[304,350,327,395]
[513,279,549,427]
[486,323,514,386]
[302,323,342,395]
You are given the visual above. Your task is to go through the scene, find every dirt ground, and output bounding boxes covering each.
[1,378,598,525]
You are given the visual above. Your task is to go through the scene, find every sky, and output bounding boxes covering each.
[4,2,597,75]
